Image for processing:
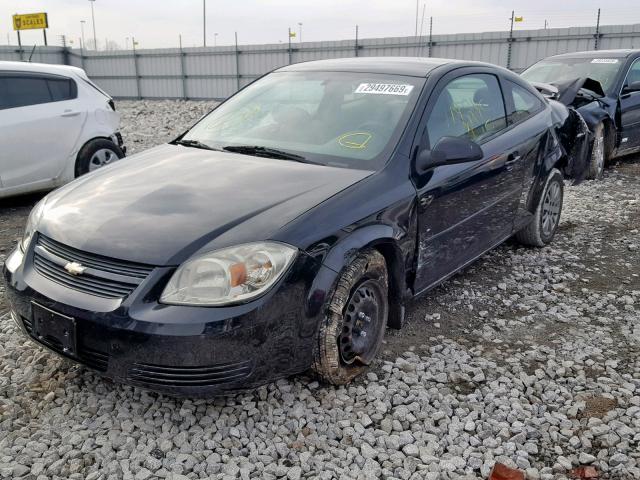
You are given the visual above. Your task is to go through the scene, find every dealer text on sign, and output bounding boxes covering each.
[12,13,49,31]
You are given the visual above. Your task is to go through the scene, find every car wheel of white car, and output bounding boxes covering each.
[75,138,124,177]
[586,123,606,180]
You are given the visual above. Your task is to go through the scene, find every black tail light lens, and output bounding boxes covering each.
[108,99,116,111]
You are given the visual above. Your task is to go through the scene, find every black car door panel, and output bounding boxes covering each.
[411,69,528,292]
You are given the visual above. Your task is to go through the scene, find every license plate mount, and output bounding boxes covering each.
[31,302,77,356]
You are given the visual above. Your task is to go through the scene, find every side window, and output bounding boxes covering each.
[624,59,640,88]
[0,75,52,109]
[426,73,506,148]
[0,74,77,110]
[47,77,77,102]
[505,80,544,125]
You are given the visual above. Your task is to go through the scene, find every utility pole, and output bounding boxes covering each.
[298,22,303,43]
[203,0,206,46]
[80,21,86,50]
[355,25,359,57]
[418,3,426,56]
[415,0,419,37]
[132,36,141,99]
[507,10,515,70]
[214,33,218,47]
[288,27,292,64]
[89,0,97,50]
[594,8,601,51]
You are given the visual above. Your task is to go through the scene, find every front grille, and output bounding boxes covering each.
[128,360,253,387]
[21,315,110,372]
[33,235,154,299]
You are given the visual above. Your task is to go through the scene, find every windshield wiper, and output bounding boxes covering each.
[173,139,220,151]
[222,145,317,164]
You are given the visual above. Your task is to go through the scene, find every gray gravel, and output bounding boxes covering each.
[0,100,639,479]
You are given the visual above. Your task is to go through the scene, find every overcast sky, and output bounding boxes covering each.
[2,0,640,50]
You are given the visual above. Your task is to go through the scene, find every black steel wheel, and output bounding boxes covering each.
[339,278,386,365]
[312,249,388,385]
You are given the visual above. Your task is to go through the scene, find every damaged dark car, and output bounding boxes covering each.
[522,49,640,179]
[3,58,589,396]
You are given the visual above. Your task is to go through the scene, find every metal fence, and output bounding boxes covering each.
[2,23,640,100]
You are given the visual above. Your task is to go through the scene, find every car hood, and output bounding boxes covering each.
[40,144,372,265]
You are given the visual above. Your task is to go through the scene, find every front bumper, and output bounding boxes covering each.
[3,245,327,397]
[111,132,127,156]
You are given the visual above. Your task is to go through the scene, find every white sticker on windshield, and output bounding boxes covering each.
[355,83,414,95]
[591,58,619,64]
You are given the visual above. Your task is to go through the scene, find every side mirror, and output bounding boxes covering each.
[622,80,640,94]
[416,136,483,173]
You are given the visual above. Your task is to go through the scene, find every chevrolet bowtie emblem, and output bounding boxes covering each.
[64,261,86,276]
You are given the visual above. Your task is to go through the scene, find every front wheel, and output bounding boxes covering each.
[515,168,564,247]
[586,123,606,180]
[311,249,388,385]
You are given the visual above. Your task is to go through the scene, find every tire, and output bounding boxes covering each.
[586,123,606,180]
[311,249,388,385]
[75,138,125,177]
[515,168,564,247]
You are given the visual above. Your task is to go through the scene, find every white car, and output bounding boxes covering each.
[0,61,126,199]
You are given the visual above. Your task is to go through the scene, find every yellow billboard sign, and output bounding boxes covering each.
[13,12,49,31]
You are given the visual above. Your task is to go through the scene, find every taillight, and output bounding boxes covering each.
[108,99,116,111]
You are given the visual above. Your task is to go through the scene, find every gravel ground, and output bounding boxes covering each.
[0,100,639,480]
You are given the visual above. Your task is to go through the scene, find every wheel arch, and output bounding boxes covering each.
[74,136,122,177]
[316,225,410,330]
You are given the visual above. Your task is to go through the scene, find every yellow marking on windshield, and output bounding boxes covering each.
[338,132,373,149]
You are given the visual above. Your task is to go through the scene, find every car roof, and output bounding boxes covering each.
[277,57,498,77]
[547,49,640,60]
[0,60,88,78]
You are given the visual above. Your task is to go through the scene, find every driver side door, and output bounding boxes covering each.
[411,69,524,293]
[619,57,640,151]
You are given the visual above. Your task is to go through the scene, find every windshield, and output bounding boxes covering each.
[182,71,425,169]
[521,57,622,93]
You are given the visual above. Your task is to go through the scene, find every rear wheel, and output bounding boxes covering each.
[515,168,564,247]
[312,249,388,385]
[75,138,124,177]
[586,123,606,180]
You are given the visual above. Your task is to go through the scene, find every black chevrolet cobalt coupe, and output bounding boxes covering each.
[4,58,577,396]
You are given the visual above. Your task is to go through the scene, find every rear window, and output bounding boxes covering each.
[0,73,77,110]
[505,80,544,125]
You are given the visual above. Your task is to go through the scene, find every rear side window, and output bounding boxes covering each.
[0,73,77,110]
[505,80,544,125]
[623,59,640,89]
[47,77,77,101]
[426,73,507,147]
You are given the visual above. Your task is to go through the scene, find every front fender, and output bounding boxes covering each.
[576,101,615,132]
[306,222,415,330]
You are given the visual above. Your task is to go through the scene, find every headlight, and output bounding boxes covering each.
[160,242,297,306]
[21,198,46,253]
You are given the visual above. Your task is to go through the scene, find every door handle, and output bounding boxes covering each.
[505,152,521,170]
[61,110,81,117]
[505,152,521,165]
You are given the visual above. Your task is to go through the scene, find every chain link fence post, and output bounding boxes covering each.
[594,8,601,50]
[235,32,241,92]
[179,35,187,99]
